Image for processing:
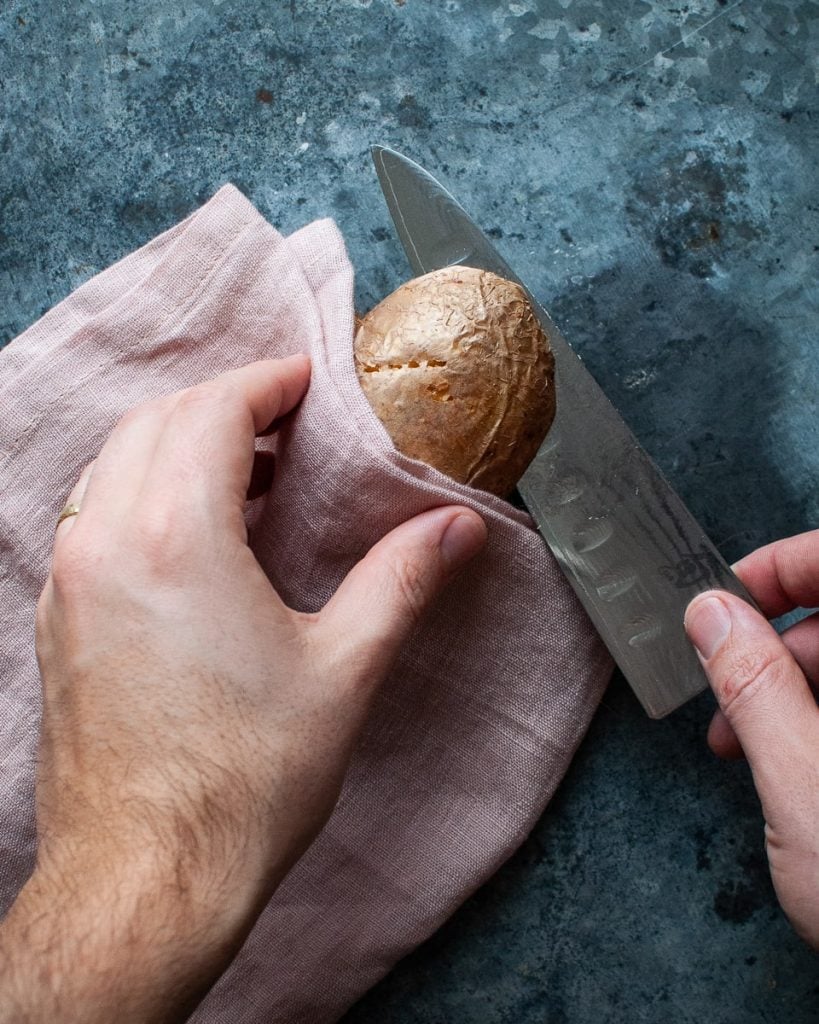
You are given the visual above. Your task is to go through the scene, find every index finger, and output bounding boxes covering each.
[733,529,819,619]
[143,355,311,520]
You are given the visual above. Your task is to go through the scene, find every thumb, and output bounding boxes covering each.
[684,591,819,815]
[318,506,487,688]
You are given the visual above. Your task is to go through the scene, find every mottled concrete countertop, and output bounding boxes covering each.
[2,1,817,1021]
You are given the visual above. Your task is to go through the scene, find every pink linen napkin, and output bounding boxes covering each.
[0,185,612,1021]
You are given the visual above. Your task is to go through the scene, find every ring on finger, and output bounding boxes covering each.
[56,503,81,528]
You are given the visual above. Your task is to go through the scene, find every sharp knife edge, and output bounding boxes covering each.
[371,144,756,719]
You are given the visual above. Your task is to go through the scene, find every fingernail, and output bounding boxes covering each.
[685,596,732,660]
[440,512,487,571]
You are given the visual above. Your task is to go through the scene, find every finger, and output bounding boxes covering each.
[685,591,819,820]
[779,611,819,688]
[732,529,819,618]
[54,462,95,540]
[143,355,310,522]
[707,708,746,760]
[75,394,179,525]
[256,406,300,438]
[73,357,308,526]
[318,507,487,690]
[217,355,311,435]
[247,451,276,502]
[708,611,819,762]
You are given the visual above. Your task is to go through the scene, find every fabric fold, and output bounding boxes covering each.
[0,185,612,1023]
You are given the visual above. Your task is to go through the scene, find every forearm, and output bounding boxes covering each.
[0,840,266,1024]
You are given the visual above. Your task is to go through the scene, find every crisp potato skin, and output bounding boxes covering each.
[354,266,556,497]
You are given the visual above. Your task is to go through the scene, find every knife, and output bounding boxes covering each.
[370,144,756,719]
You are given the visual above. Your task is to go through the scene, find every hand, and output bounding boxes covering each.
[0,356,487,1023]
[684,530,819,949]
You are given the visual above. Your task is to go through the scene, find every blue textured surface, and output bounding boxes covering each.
[2,2,818,1021]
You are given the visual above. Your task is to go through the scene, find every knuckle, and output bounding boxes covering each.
[386,553,431,629]
[134,503,190,578]
[116,395,170,431]
[116,404,150,432]
[174,380,231,417]
[719,643,791,713]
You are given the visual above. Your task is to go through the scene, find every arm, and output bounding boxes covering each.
[685,529,819,949]
[0,355,486,1023]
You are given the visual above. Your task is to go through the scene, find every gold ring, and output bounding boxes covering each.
[56,503,81,528]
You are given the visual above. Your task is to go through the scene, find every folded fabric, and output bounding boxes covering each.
[0,185,612,1022]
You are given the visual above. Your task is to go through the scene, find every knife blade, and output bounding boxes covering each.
[371,144,756,719]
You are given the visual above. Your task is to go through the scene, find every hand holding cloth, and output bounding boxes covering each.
[0,185,611,1022]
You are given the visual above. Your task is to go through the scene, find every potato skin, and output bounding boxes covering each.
[354,266,556,497]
